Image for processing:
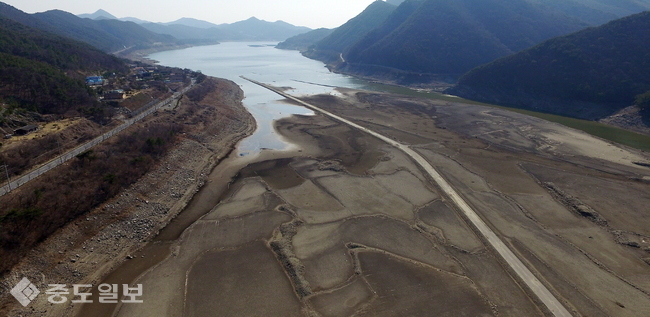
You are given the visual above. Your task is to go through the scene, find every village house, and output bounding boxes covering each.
[85,76,105,86]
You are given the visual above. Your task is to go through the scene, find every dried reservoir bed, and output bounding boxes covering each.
[103,88,650,317]
[6,85,648,317]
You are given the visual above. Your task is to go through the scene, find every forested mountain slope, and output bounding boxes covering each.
[447,11,650,120]
[0,17,126,115]
[342,0,589,80]
[303,0,397,63]
[276,28,334,51]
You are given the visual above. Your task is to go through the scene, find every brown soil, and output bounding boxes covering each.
[6,84,650,317]
[185,242,304,316]
[0,77,255,317]
[105,90,541,317]
[0,118,106,177]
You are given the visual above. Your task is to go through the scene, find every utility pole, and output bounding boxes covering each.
[56,137,63,155]
[56,137,64,164]
[2,164,10,193]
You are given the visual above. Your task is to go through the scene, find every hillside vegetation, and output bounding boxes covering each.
[0,77,249,277]
[344,0,425,63]
[527,0,650,25]
[276,28,334,51]
[448,11,650,120]
[0,17,126,117]
[290,0,650,86]
[343,0,588,79]
[303,0,396,63]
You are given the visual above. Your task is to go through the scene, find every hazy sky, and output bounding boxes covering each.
[2,0,379,29]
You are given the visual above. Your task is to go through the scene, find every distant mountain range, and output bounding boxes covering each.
[119,16,150,24]
[284,0,650,85]
[144,17,310,42]
[0,3,311,55]
[447,11,650,120]
[77,9,311,42]
[0,3,179,53]
[3,1,648,124]
[77,9,117,20]
[162,17,220,29]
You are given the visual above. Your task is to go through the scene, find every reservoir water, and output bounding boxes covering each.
[149,42,371,155]
[151,42,650,153]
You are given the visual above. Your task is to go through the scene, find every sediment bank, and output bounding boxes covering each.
[0,77,255,317]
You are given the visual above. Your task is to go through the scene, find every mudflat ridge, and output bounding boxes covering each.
[109,85,649,316]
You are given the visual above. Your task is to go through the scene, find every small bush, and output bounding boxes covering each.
[0,207,42,223]
[103,173,116,184]
[635,91,650,110]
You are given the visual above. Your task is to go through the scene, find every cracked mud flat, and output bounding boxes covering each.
[114,89,649,317]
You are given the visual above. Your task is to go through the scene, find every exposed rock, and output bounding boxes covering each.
[542,182,607,226]
[317,160,345,172]
[268,219,312,299]
[599,106,650,136]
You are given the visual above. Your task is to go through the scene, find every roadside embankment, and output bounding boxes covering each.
[0,77,255,317]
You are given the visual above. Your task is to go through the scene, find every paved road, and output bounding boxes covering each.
[243,77,573,317]
[0,81,195,197]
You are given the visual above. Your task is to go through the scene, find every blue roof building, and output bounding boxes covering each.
[86,76,105,86]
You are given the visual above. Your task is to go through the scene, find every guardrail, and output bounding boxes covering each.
[0,81,195,197]
[129,99,158,118]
